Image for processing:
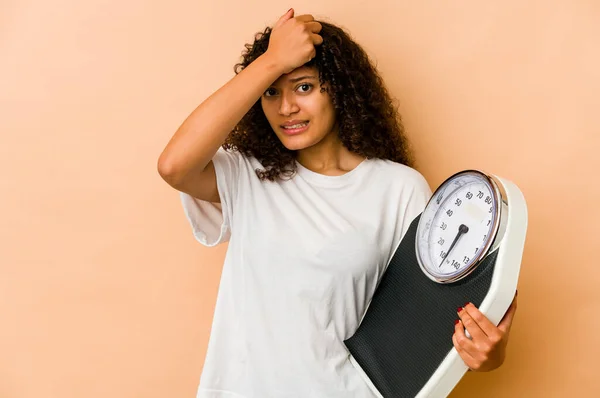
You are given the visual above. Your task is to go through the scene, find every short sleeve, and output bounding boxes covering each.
[399,171,433,240]
[179,147,241,247]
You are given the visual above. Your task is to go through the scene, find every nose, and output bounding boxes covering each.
[278,92,299,116]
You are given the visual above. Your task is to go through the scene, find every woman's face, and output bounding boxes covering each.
[261,66,337,151]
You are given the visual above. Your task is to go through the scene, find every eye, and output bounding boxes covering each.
[297,83,313,93]
[264,88,277,97]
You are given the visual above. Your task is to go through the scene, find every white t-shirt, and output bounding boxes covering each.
[180,147,432,398]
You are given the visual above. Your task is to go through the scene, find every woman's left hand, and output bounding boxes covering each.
[452,292,518,372]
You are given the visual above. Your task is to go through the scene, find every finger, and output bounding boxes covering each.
[295,14,315,23]
[452,329,477,370]
[305,21,322,33]
[498,294,518,334]
[455,319,489,370]
[274,8,294,28]
[458,304,488,341]
[454,319,478,353]
[311,33,323,46]
[462,302,504,339]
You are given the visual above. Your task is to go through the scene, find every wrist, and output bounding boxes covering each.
[258,52,286,77]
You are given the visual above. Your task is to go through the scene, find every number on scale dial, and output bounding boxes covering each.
[416,171,501,283]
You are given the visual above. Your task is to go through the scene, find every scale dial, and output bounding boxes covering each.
[416,170,505,283]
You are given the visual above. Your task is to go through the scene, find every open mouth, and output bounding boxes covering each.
[281,121,309,134]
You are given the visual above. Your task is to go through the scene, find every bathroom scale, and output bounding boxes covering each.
[344,169,528,398]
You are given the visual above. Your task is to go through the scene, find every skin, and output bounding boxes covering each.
[260,65,366,176]
[454,293,518,371]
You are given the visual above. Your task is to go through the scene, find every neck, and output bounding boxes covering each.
[296,130,366,176]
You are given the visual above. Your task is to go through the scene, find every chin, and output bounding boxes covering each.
[279,135,320,151]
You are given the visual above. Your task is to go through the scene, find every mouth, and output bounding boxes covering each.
[280,121,309,135]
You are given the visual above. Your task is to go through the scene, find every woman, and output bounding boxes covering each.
[158,9,517,398]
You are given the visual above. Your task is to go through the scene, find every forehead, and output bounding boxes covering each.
[272,66,319,86]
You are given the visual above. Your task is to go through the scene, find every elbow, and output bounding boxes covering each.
[157,153,182,186]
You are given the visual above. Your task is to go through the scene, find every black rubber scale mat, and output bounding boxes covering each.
[344,214,498,397]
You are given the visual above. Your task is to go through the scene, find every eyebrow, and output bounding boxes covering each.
[288,75,317,83]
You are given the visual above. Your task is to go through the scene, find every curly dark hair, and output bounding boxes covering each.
[224,20,414,181]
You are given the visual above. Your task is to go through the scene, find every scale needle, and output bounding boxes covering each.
[439,224,469,268]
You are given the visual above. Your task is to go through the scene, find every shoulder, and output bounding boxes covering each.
[367,158,432,196]
[213,147,261,174]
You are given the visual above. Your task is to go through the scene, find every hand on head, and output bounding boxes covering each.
[266,9,324,75]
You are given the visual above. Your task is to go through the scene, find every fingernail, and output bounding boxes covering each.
[454,319,460,325]
[457,306,463,313]
[287,8,292,12]
[464,302,471,308]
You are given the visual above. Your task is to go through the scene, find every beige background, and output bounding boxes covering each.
[1,0,598,397]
